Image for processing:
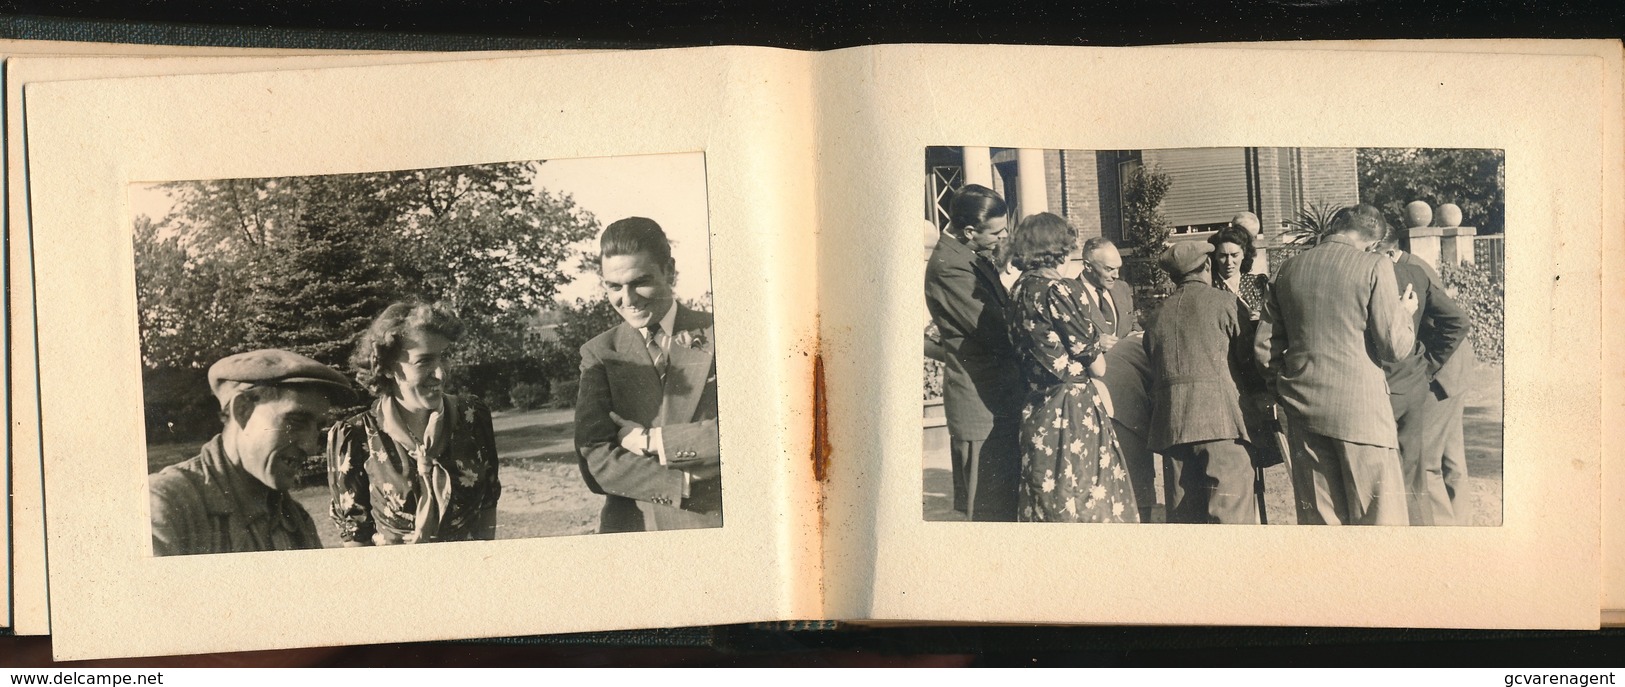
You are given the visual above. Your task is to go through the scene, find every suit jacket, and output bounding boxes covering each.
[1145,277,1251,452]
[575,305,721,533]
[1262,234,1416,448]
[924,233,1024,440]
[1096,332,1153,440]
[1079,276,1137,340]
[1382,253,1469,395]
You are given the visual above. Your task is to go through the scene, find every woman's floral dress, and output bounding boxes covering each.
[1005,270,1139,523]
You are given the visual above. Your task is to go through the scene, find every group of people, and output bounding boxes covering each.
[926,184,1473,525]
[149,217,722,556]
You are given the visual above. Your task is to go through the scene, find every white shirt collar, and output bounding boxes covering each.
[639,303,679,349]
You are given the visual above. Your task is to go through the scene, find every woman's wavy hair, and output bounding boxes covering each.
[1207,225,1257,275]
[1008,212,1077,272]
[350,301,465,398]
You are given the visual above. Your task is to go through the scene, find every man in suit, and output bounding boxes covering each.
[1426,305,1477,525]
[575,217,721,533]
[1262,204,1419,525]
[1078,237,1136,348]
[924,184,1024,521]
[1145,242,1257,524]
[1374,234,1469,526]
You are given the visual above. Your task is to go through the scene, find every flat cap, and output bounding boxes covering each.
[208,349,355,408]
[1160,241,1214,277]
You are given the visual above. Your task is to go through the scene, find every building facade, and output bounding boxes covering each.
[925,146,1360,262]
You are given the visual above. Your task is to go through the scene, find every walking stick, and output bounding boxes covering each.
[1254,465,1268,524]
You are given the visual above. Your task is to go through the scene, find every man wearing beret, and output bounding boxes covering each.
[1144,241,1258,524]
[1261,204,1418,526]
[149,349,354,556]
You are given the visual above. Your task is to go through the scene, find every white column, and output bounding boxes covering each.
[1015,148,1049,219]
[962,146,993,188]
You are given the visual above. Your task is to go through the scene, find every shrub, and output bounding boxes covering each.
[550,378,581,408]
[1439,260,1504,364]
[509,381,548,410]
[923,359,944,401]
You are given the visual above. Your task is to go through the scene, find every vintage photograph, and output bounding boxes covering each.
[923,146,1504,526]
[133,151,722,556]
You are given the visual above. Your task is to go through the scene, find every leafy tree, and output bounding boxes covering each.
[531,297,622,384]
[133,215,252,369]
[1119,165,1175,300]
[1357,148,1505,234]
[138,161,600,373]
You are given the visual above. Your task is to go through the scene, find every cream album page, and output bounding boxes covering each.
[23,46,819,659]
[817,43,1609,629]
[5,47,592,637]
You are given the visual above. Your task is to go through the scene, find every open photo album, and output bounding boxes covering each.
[3,40,1620,659]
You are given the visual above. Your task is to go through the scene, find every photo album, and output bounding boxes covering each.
[2,40,1621,659]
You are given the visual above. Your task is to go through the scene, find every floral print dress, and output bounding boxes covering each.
[1005,270,1139,523]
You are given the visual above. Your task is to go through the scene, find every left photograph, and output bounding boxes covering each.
[131,151,722,557]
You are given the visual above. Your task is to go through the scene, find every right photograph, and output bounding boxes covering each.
[922,146,1504,526]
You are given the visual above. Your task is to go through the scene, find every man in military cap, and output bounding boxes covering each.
[149,349,354,556]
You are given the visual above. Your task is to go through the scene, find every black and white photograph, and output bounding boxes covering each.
[132,151,723,556]
[922,146,1505,526]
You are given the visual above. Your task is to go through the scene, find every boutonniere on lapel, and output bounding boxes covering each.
[672,329,709,351]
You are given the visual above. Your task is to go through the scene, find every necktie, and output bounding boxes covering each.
[1098,286,1116,329]
[646,322,667,379]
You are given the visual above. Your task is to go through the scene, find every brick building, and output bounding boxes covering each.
[925,146,1360,265]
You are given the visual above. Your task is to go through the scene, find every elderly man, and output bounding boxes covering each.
[575,217,722,533]
[1077,237,1136,349]
[1262,204,1419,525]
[1145,242,1257,524]
[1373,232,1469,526]
[149,349,354,556]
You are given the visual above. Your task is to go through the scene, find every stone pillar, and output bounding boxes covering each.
[962,146,993,189]
[1015,148,1049,219]
[1407,227,1444,270]
[1447,226,1478,266]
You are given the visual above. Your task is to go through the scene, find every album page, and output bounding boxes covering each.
[5,47,588,636]
[24,46,820,659]
[816,42,1608,629]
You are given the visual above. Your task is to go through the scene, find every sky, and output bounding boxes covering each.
[128,150,714,306]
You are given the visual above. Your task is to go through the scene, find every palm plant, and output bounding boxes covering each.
[1279,200,1343,246]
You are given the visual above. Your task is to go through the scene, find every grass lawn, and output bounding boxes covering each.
[148,405,603,548]
[925,358,1505,525]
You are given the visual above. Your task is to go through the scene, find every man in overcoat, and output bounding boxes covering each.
[1145,242,1257,524]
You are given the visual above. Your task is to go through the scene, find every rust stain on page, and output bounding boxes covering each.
[812,353,831,482]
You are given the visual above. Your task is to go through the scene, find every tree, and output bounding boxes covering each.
[1357,148,1506,234]
[1119,165,1175,299]
[133,214,252,369]
[137,161,600,373]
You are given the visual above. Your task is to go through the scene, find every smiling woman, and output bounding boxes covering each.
[327,301,504,546]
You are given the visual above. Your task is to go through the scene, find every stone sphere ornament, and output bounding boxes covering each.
[1436,203,1463,227]
[1405,200,1433,228]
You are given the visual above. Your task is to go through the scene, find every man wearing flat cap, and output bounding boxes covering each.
[1144,241,1259,523]
[149,349,354,556]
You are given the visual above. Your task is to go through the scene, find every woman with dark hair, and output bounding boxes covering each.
[327,301,502,545]
[1208,224,1282,470]
[1207,225,1268,319]
[1004,212,1138,523]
